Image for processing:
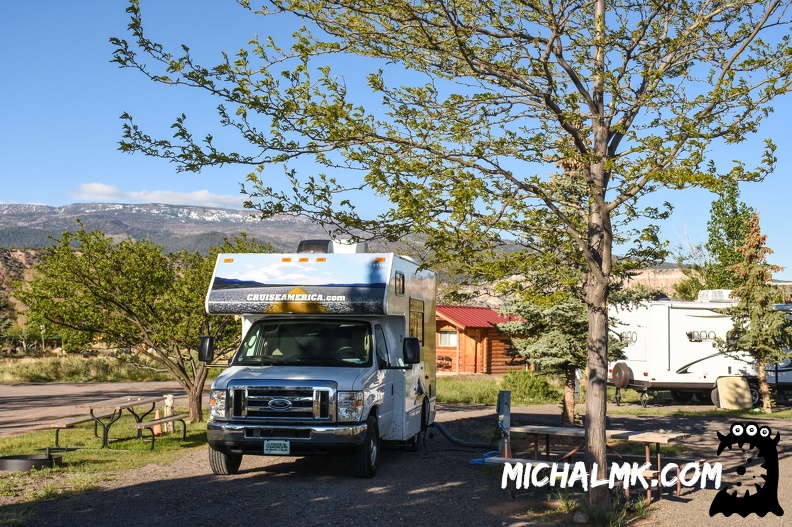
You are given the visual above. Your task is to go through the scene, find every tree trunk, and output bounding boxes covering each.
[584,281,609,504]
[562,363,577,427]
[758,361,773,414]
[188,381,205,422]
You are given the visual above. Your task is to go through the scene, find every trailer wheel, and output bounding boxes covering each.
[352,415,379,478]
[611,362,631,389]
[208,447,242,475]
[670,390,694,404]
[694,391,712,404]
[749,384,760,407]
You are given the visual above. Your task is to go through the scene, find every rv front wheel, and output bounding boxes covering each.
[208,447,242,475]
[352,415,380,478]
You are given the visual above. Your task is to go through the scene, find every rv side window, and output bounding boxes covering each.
[374,325,390,366]
[394,272,405,296]
[409,298,425,345]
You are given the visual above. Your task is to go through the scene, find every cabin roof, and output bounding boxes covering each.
[436,305,508,330]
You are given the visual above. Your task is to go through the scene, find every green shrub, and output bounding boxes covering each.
[500,371,562,405]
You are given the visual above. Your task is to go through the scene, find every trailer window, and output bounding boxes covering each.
[234,320,371,367]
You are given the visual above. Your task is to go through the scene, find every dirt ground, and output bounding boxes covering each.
[2,383,792,526]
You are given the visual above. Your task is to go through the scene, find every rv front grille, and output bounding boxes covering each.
[232,386,333,421]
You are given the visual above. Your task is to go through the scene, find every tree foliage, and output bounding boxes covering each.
[13,224,272,421]
[674,180,756,299]
[498,295,625,427]
[111,0,792,499]
[717,214,792,413]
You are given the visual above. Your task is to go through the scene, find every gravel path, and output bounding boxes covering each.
[2,384,792,526]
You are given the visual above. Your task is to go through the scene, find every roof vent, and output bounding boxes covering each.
[332,239,368,253]
[296,240,333,253]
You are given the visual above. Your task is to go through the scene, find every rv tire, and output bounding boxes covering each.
[352,415,379,478]
[208,447,242,475]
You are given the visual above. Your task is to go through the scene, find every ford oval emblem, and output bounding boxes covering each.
[268,398,292,410]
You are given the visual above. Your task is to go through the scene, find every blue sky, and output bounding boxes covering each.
[1,1,791,279]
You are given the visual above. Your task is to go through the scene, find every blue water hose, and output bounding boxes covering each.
[469,450,503,465]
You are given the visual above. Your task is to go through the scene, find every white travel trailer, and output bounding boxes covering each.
[198,241,436,477]
[607,290,792,407]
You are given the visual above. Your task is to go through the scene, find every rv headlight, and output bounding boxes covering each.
[209,390,227,420]
[337,391,364,422]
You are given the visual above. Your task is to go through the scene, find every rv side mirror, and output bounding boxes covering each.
[198,336,215,363]
[403,337,421,365]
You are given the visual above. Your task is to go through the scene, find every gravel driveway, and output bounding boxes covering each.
[2,383,792,526]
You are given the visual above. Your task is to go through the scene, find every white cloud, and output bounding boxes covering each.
[71,183,245,209]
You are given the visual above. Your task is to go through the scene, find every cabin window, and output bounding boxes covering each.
[438,330,458,347]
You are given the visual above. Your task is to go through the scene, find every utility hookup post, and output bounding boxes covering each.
[497,390,511,457]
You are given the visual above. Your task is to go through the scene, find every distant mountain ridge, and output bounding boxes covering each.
[0,203,329,253]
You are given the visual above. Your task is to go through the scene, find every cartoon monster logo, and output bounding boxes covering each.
[709,423,784,517]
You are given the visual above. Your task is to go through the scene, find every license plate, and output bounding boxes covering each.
[264,440,290,455]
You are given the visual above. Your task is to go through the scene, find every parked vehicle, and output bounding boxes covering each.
[198,240,436,477]
[607,290,792,407]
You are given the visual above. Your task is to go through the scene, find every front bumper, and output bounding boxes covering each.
[207,421,368,455]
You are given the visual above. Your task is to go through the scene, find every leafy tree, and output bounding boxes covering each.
[498,285,661,427]
[706,180,757,289]
[13,224,272,421]
[112,0,792,500]
[717,214,792,413]
[674,180,755,299]
[0,297,11,347]
[498,296,616,427]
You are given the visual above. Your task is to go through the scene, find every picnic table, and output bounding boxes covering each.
[76,395,165,449]
[506,424,692,502]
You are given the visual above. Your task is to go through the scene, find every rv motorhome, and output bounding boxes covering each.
[198,240,436,477]
[607,290,792,407]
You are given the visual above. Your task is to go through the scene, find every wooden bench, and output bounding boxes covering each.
[50,413,113,449]
[131,414,188,449]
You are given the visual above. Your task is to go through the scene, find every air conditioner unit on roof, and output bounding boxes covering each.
[697,289,733,302]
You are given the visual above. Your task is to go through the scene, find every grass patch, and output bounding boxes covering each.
[0,356,172,383]
[437,371,562,406]
[0,355,221,383]
[0,409,206,509]
[539,487,650,527]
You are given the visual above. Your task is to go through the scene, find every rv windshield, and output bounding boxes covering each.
[233,320,372,367]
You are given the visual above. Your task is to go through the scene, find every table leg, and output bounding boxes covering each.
[126,403,156,439]
[655,443,662,500]
[91,409,123,449]
[645,443,653,504]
